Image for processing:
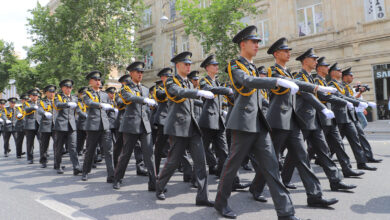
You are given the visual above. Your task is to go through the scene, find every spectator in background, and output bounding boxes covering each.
[354,81,368,128]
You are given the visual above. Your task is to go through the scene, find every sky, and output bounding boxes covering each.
[0,0,51,58]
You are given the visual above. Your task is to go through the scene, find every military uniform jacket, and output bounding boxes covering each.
[163,74,202,137]
[23,101,41,130]
[198,75,231,130]
[314,75,348,127]
[294,69,329,130]
[37,97,55,133]
[107,97,117,130]
[226,56,278,133]
[193,98,203,122]
[76,99,88,130]
[53,93,78,131]
[83,88,112,131]
[118,81,151,134]
[113,91,126,130]
[15,105,25,132]
[0,109,4,131]
[2,107,23,132]
[343,82,360,122]
[328,79,361,124]
[267,64,320,130]
[153,85,169,126]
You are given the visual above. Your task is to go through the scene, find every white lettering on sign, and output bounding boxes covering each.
[376,71,390,79]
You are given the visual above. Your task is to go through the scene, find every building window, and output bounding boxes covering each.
[364,0,386,22]
[181,35,190,52]
[199,0,209,8]
[373,64,390,119]
[296,0,324,37]
[240,16,251,26]
[143,44,153,70]
[257,19,269,46]
[142,7,152,28]
[200,37,207,59]
[170,0,176,21]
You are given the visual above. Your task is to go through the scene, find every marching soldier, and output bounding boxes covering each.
[81,71,116,182]
[2,98,17,157]
[198,55,232,178]
[105,87,118,147]
[282,48,356,191]
[113,61,157,190]
[112,75,129,167]
[24,88,42,164]
[255,37,338,208]
[313,57,365,177]
[327,63,377,170]
[15,94,28,158]
[341,68,382,163]
[214,26,298,219]
[76,87,89,155]
[38,85,56,168]
[155,51,215,207]
[53,79,81,175]
[0,99,5,140]
[153,68,172,174]
[188,71,203,121]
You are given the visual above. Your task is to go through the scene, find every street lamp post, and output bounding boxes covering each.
[160,0,177,73]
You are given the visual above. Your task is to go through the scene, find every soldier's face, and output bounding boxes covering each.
[344,75,354,83]
[46,91,54,99]
[89,78,101,88]
[206,64,219,74]
[274,50,290,62]
[317,65,329,75]
[62,86,72,95]
[331,70,342,79]
[107,92,115,100]
[160,76,168,83]
[241,40,259,57]
[177,62,191,75]
[190,79,199,88]
[130,71,143,84]
[10,102,15,108]
[30,95,38,102]
[304,57,317,70]
[0,104,5,109]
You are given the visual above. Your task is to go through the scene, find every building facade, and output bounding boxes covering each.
[137,0,390,120]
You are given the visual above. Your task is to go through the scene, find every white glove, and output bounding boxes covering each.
[358,102,368,109]
[44,112,52,119]
[114,108,118,113]
[33,105,39,110]
[276,79,299,95]
[5,120,11,124]
[346,102,354,110]
[318,86,337,94]
[228,88,233,95]
[0,118,3,123]
[67,102,77,108]
[100,103,113,110]
[321,108,335,119]
[368,102,377,108]
[222,111,228,117]
[143,98,157,107]
[17,113,23,118]
[197,90,215,99]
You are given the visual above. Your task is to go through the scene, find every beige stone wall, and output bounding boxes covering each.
[138,0,390,119]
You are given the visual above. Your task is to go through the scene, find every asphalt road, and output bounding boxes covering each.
[0,134,389,220]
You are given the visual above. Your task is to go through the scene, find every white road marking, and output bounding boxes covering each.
[36,196,96,220]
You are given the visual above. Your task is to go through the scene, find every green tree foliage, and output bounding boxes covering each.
[27,0,144,89]
[176,0,259,80]
[0,40,17,92]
